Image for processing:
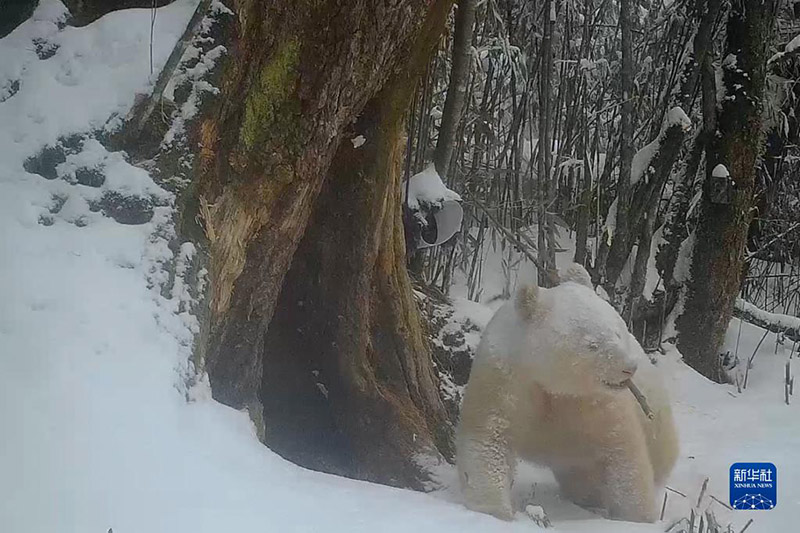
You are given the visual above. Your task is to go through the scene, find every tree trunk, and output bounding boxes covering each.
[624,201,657,326]
[194,0,454,489]
[657,0,722,289]
[677,0,776,382]
[574,82,591,266]
[433,0,476,179]
[537,0,557,286]
[600,0,635,293]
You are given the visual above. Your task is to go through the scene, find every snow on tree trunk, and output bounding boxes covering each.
[604,109,691,294]
[657,0,722,292]
[192,0,454,488]
[677,0,777,383]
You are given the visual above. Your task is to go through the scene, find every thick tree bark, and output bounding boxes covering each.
[677,0,776,382]
[194,0,454,488]
[433,0,476,179]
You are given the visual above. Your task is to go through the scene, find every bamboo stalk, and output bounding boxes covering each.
[626,379,655,419]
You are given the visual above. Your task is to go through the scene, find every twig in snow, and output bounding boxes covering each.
[709,494,732,510]
[660,491,669,520]
[697,477,709,508]
[626,379,655,419]
[734,317,744,363]
[743,328,770,390]
[665,517,688,532]
[786,359,792,405]
[706,509,723,533]
[666,486,688,497]
[739,518,753,533]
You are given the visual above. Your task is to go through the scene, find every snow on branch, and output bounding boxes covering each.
[402,164,461,211]
[768,33,800,65]
[630,107,691,186]
[735,298,800,342]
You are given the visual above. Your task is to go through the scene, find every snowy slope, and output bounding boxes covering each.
[1,2,797,533]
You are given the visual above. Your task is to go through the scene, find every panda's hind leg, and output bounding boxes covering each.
[553,465,604,510]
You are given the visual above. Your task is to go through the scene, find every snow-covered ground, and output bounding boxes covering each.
[1,2,798,533]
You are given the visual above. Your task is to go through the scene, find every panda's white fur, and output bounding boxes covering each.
[455,264,678,522]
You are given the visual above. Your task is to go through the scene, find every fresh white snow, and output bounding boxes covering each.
[630,107,691,186]
[1,3,798,533]
[786,33,800,54]
[712,163,730,178]
[736,298,800,332]
[402,163,462,210]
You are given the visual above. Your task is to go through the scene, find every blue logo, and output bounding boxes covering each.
[730,463,777,510]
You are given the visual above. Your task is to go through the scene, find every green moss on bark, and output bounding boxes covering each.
[239,38,301,153]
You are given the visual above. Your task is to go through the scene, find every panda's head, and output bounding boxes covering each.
[514,264,642,396]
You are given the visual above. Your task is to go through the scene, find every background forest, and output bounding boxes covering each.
[406,0,799,374]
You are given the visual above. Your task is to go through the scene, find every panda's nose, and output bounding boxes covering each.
[621,360,638,378]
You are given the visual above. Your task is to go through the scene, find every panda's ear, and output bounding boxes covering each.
[515,283,542,322]
[559,263,593,288]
